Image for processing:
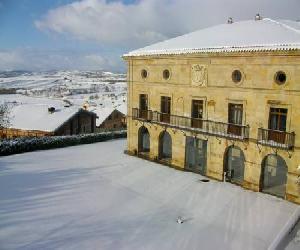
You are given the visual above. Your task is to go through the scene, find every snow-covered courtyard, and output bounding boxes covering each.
[0,139,299,250]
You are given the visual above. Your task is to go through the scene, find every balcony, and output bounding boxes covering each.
[132,108,153,121]
[132,108,249,140]
[257,128,295,149]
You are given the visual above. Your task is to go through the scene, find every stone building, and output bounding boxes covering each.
[123,17,300,204]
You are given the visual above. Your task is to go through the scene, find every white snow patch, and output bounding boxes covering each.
[125,18,300,57]
[0,139,299,250]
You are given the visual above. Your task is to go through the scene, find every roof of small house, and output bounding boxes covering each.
[124,18,300,57]
[9,104,96,132]
[91,103,127,127]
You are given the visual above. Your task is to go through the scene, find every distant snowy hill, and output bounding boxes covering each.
[0,70,127,128]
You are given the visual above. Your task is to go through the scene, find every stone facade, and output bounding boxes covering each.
[124,51,300,204]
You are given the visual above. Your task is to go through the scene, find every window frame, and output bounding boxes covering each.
[228,103,243,125]
[268,107,288,132]
[161,96,171,114]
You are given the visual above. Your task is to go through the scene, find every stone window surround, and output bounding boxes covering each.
[137,91,150,110]
[265,102,292,132]
[189,96,208,120]
[163,68,172,81]
[225,98,247,125]
[231,68,245,85]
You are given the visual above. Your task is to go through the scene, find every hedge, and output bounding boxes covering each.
[0,130,127,156]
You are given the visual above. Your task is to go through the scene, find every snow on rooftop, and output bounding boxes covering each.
[125,18,300,57]
[9,104,80,132]
[91,103,127,126]
[0,139,299,249]
[116,103,127,116]
[92,106,116,126]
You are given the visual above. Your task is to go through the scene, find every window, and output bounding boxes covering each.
[268,108,287,131]
[275,71,287,85]
[161,96,171,114]
[141,69,148,79]
[191,100,203,128]
[163,69,170,80]
[139,94,148,111]
[139,94,148,119]
[228,103,243,125]
[232,70,242,83]
[160,96,171,123]
[228,103,243,136]
[268,108,288,144]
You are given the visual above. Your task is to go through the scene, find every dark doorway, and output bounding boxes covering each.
[268,108,288,144]
[139,94,148,119]
[261,154,287,198]
[228,103,243,136]
[159,131,172,160]
[138,126,150,153]
[191,100,203,129]
[160,96,171,123]
[224,146,245,185]
[185,137,207,175]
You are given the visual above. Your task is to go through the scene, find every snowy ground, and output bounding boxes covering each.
[0,139,299,250]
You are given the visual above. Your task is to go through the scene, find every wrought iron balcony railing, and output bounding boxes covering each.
[257,128,295,149]
[132,108,249,140]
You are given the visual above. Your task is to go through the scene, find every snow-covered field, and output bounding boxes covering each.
[0,71,127,128]
[0,139,299,250]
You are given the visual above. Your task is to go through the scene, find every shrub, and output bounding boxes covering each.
[0,130,127,156]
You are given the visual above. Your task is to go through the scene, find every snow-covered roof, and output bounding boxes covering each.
[93,107,116,126]
[9,104,94,132]
[124,18,300,57]
[91,103,127,127]
[116,103,127,116]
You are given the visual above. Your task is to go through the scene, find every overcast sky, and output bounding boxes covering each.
[0,0,299,72]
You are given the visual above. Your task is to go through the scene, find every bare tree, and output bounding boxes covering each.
[0,103,10,129]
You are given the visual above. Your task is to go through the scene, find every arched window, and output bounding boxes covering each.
[224,146,245,185]
[138,127,150,153]
[159,131,172,159]
[261,154,287,198]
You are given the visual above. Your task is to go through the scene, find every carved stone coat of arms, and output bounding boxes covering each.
[191,64,207,86]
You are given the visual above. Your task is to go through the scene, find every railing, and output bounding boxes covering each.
[132,108,249,140]
[132,108,153,121]
[257,128,295,149]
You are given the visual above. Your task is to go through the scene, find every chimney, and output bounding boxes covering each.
[227,17,233,24]
[255,13,262,21]
[48,107,56,114]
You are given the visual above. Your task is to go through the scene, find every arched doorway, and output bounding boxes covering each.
[159,131,172,160]
[224,146,245,185]
[260,154,287,198]
[185,137,207,176]
[138,126,150,153]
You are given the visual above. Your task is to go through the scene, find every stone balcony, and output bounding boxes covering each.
[257,128,295,150]
[132,108,250,141]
